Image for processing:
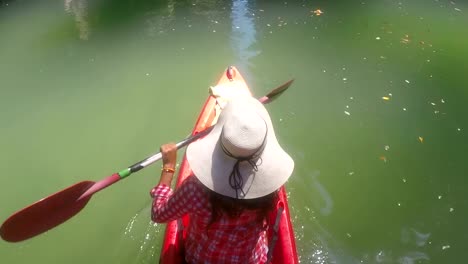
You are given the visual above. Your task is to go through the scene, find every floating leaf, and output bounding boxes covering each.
[400,34,410,44]
[312,9,323,16]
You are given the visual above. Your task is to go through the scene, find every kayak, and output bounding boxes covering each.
[159,66,298,264]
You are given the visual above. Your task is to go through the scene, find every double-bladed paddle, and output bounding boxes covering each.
[0,79,294,243]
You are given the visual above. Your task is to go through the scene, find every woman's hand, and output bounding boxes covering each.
[159,143,177,186]
[160,143,177,169]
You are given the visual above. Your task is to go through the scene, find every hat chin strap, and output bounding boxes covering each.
[219,128,268,199]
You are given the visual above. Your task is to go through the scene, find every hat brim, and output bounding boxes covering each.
[186,96,294,199]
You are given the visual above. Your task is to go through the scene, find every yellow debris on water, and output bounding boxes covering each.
[418,136,424,143]
[400,34,410,44]
[379,156,387,163]
[312,9,323,16]
[382,96,390,101]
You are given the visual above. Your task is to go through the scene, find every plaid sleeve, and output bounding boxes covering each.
[150,177,205,223]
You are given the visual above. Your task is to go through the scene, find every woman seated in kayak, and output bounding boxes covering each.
[150,95,294,264]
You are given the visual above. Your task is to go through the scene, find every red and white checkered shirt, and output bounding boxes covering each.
[150,176,268,264]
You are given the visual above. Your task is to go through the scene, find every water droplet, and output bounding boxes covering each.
[346,233,352,238]
[344,111,351,116]
[405,80,410,84]
[376,36,381,40]
[385,145,390,151]
[442,245,450,250]
[438,195,442,199]
[402,178,407,183]
[449,208,454,212]
[403,108,407,111]
[397,202,401,206]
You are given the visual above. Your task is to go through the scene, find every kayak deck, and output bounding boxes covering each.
[159,66,298,264]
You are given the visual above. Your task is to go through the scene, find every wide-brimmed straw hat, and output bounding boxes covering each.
[187,95,294,199]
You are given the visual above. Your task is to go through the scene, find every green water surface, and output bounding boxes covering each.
[1,0,467,263]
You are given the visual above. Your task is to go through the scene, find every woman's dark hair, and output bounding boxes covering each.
[206,188,279,225]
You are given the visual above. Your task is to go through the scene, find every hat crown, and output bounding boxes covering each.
[186,95,294,199]
[220,111,267,158]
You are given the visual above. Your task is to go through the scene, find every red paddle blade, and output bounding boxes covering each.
[0,181,95,242]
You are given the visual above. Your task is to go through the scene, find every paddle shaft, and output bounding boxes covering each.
[77,126,214,200]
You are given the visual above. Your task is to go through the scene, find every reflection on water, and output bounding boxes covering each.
[397,251,430,264]
[367,250,430,264]
[310,170,333,216]
[401,227,431,247]
[144,0,175,36]
[230,0,260,73]
[360,226,431,263]
[64,0,89,40]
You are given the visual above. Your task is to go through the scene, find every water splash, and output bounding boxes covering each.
[113,203,162,264]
